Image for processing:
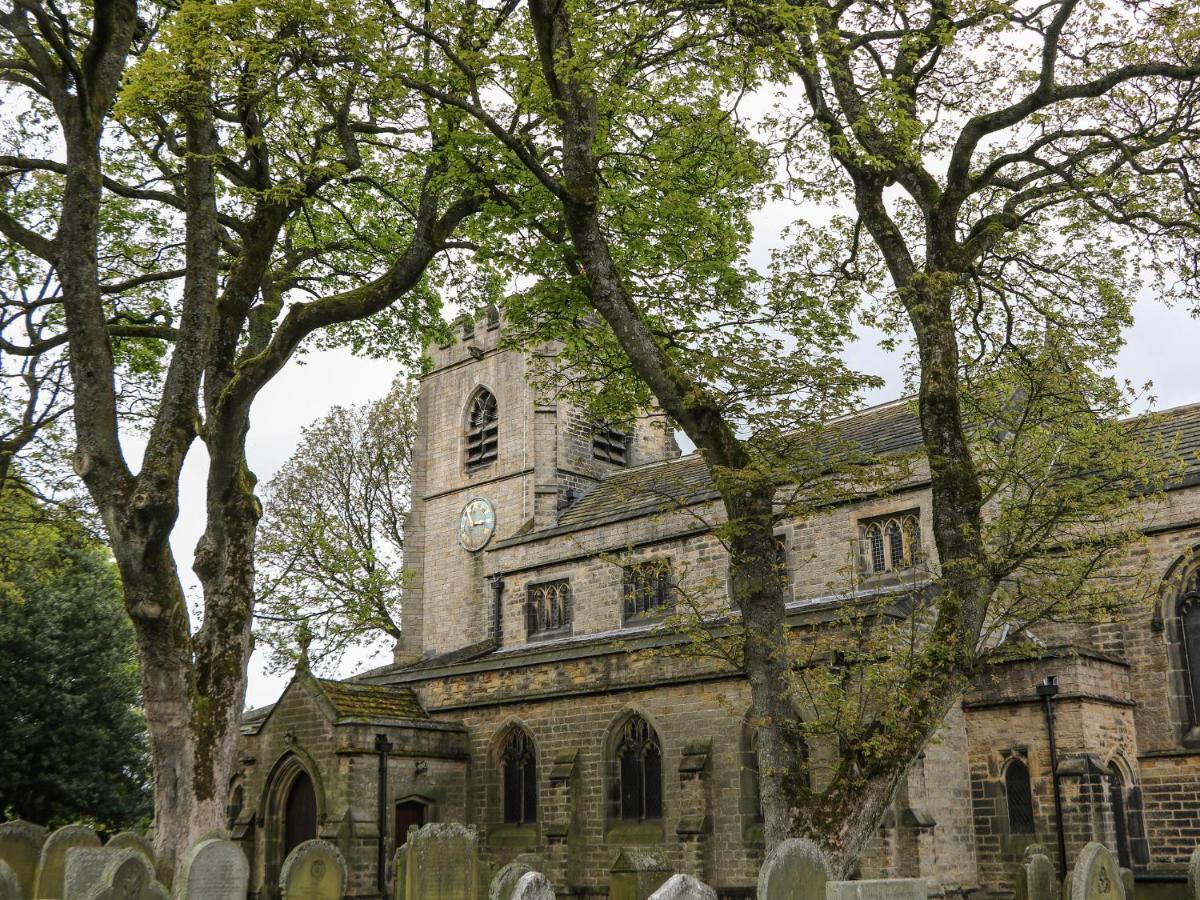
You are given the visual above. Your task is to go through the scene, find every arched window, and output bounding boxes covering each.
[465,389,498,470]
[860,511,922,574]
[1005,759,1034,834]
[1180,592,1200,726]
[615,715,663,821]
[500,727,537,825]
[227,782,244,828]
[527,580,571,638]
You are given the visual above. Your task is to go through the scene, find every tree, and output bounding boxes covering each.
[0,0,491,874]
[385,0,1196,871]
[255,378,416,674]
[0,486,152,830]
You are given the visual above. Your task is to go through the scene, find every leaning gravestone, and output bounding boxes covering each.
[650,873,719,900]
[490,863,534,900]
[1070,843,1126,900]
[279,839,346,900]
[0,860,22,900]
[1023,852,1056,900]
[402,823,482,900]
[511,872,555,900]
[757,838,832,900]
[0,819,46,897]
[825,880,927,900]
[35,824,102,899]
[178,838,249,900]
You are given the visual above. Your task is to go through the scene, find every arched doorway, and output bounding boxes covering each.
[284,770,317,859]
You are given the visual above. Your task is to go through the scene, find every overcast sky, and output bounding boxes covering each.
[167,200,1200,711]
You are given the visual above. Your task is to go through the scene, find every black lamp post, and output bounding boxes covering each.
[1037,675,1068,881]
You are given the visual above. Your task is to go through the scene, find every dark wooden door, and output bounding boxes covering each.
[395,801,426,849]
[284,771,317,858]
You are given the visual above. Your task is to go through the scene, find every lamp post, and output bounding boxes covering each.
[1037,676,1068,881]
[375,733,394,897]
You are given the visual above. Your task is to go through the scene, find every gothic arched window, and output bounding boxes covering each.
[1180,592,1200,727]
[1005,759,1034,834]
[615,715,663,821]
[465,389,498,470]
[860,511,922,574]
[500,727,537,825]
[527,580,571,638]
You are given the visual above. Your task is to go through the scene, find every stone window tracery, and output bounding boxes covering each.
[1178,578,1200,728]
[860,511,922,575]
[500,727,537,825]
[623,559,674,620]
[465,388,498,470]
[615,715,662,821]
[526,580,571,638]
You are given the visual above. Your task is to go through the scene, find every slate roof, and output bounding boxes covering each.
[315,679,427,721]
[515,397,1200,542]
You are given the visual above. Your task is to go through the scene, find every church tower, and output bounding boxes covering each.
[394,310,679,663]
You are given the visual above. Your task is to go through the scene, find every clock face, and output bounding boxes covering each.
[457,497,496,552]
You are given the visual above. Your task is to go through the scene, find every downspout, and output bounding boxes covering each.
[489,574,505,645]
[375,732,394,897]
[1037,676,1067,882]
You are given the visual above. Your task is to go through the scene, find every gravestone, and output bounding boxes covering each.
[0,819,46,897]
[105,834,154,869]
[402,823,483,900]
[490,863,534,900]
[65,848,159,900]
[1190,846,1200,899]
[610,848,670,900]
[1023,852,1056,900]
[393,845,408,900]
[1120,868,1134,900]
[511,872,555,900]
[35,824,102,899]
[650,873,719,900]
[279,839,346,900]
[825,879,927,900]
[178,838,249,900]
[757,838,832,900]
[0,860,21,900]
[1069,843,1126,900]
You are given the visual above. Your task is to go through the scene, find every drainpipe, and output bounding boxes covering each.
[375,733,394,897]
[1037,676,1067,882]
[489,574,505,644]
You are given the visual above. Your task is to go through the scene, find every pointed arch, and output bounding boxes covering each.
[1002,757,1034,834]
[495,724,538,825]
[605,710,663,822]
[259,750,328,891]
[1160,549,1200,741]
[464,387,498,470]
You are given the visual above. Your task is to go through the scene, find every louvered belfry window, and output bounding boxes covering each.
[527,580,571,638]
[616,715,662,821]
[500,728,537,825]
[624,559,673,620]
[466,389,498,470]
[593,424,630,465]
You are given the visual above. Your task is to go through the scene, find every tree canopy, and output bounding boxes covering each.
[0,487,151,830]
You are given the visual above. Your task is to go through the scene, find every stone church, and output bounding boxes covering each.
[232,313,1200,898]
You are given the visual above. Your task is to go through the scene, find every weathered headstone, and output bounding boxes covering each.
[650,873,719,900]
[489,863,534,900]
[757,838,832,900]
[35,824,102,899]
[178,838,249,900]
[1120,868,1134,900]
[825,879,927,900]
[105,834,154,870]
[1070,843,1126,900]
[65,847,115,898]
[279,839,346,900]
[1189,846,1200,899]
[1023,852,1056,900]
[0,860,22,900]
[511,872,555,900]
[393,845,408,900]
[91,851,151,900]
[402,823,482,900]
[610,849,670,900]
[0,819,46,897]
[64,848,159,900]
